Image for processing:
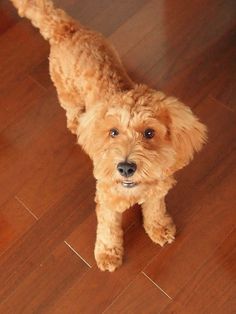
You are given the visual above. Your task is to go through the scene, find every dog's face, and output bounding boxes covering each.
[78,86,207,191]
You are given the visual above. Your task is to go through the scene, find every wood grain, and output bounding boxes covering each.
[46,222,161,313]
[0,0,19,34]
[161,229,236,314]
[0,0,235,312]
[105,272,171,314]
[0,198,36,256]
[143,143,235,297]
[0,179,94,302]
[0,243,89,314]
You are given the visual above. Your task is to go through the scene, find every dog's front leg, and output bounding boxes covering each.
[94,204,123,272]
[142,197,176,247]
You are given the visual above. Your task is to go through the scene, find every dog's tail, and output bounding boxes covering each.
[10,0,79,43]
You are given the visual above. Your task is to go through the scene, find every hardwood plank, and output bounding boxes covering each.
[0,89,61,208]
[161,230,236,314]
[139,0,236,106]
[0,20,49,94]
[0,178,94,302]
[109,0,166,56]
[1,76,93,220]
[85,0,147,37]
[121,0,217,81]
[16,123,93,217]
[164,96,236,230]
[54,0,117,24]
[0,242,89,314]
[104,272,171,314]
[0,198,35,256]
[210,47,236,111]
[30,59,53,90]
[45,222,162,313]
[0,76,46,132]
[143,145,236,298]
[0,0,19,34]
[0,0,235,312]
[152,26,236,109]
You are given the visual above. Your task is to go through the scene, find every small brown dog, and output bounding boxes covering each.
[11,0,207,271]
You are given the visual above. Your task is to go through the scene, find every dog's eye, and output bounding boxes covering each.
[109,128,119,138]
[143,128,155,139]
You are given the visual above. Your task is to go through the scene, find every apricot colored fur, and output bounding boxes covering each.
[10,0,207,271]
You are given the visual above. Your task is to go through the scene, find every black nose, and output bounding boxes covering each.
[117,162,137,177]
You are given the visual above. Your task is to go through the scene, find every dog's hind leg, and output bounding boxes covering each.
[142,197,176,247]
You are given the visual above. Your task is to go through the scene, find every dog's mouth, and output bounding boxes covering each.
[121,181,138,188]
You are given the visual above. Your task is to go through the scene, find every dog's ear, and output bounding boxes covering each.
[77,105,107,159]
[160,98,207,172]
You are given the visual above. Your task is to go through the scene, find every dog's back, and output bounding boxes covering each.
[10,0,134,132]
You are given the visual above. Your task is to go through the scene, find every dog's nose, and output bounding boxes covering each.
[117,162,137,177]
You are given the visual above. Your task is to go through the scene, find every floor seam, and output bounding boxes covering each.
[27,73,48,91]
[64,240,92,268]
[208,94,235,113]
[14,196,39,220]
[102,273,141,314]
[141,271,173,300]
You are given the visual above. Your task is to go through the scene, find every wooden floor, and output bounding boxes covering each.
[0,0,235,313]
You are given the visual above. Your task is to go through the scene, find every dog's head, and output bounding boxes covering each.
[78,85,207,191]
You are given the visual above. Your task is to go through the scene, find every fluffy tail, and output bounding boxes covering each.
[10,0,79,43]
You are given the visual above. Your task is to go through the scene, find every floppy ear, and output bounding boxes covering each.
[77,104,108,159]
[162,97,207,172]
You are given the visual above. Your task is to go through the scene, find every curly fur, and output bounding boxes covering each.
[10,0,207,271]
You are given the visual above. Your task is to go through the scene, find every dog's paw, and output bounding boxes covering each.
[145,222,176,247]
[95,248,123,272]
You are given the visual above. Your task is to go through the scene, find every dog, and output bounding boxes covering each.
[10,0,207,271]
